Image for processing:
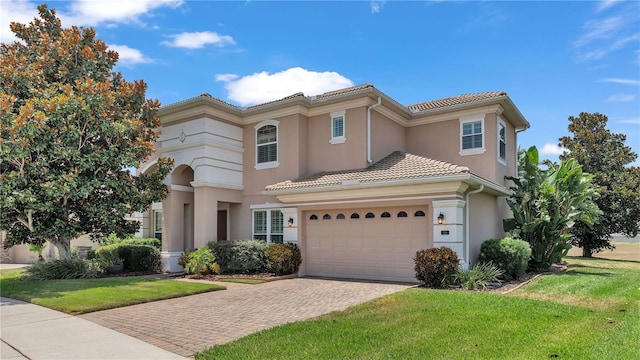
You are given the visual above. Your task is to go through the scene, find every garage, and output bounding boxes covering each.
[304,206,430,283]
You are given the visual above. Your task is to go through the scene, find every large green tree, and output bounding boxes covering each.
[0,5,173,260]
[504,146,601,270]
[559,112,640,257]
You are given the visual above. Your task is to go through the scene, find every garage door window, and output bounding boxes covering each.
[365,212,375,218]
[337,213,345,219]
[351,213,360,219]
[414,210,426,217]
[253,210,283,243]
[397,211,408,218]
[323,214,331,220]
[381,212,391,218]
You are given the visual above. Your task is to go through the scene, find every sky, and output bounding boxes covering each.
[2,0,639,165]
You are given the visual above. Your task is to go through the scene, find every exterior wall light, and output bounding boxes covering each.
[437,213,445,225]
[288,217,294,227]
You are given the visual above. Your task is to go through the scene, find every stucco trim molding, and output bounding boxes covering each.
[190,181,244,190]
[170,184,194,192]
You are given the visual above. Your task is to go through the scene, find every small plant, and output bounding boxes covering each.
[478,237,531,280]
[185,248,220,276]
[454,262,504,290]
[178,249,192,268]
[265,243,302,276]
[414,247,459,288]
[26,258,102,280]
[27,242,46,261]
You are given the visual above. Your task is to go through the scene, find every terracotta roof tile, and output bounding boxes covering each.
[246,92,307,110]
[407,91,507,112]
[314,83,374,99]
[265,151,469,191]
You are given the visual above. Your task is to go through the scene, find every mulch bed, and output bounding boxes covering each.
[179,272,297,282]
[489,262,568,293]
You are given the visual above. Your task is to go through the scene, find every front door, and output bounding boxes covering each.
[217,210,227,241]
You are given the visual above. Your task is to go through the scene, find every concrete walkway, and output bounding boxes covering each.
[0,297,187,360]
[80,278,411,357]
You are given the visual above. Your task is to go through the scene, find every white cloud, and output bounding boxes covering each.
[1,0,183,43]
[215,74,239,82]
[605,93,636,102]
[62,0,183,27]
[600,78,640,86]
[162,31,235,49]
[0,0,39,43]
[596,0,621,13]
[216,67,354,106]
[617,117,640,124]
[107,44,152,66]
[540,143,567,156]
[574,16,624,47]
[371,0,386,14]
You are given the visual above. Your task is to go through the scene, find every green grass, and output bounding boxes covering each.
[0,269,225,315]
[197,258,640,360]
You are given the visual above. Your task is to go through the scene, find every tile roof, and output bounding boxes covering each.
[407,91,507,112]
[265,151,470,191]
[246,92,307,110]
[314,83,374,99]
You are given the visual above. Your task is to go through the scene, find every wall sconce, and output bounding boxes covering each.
[288,217,294,227]
[437,213,445,225]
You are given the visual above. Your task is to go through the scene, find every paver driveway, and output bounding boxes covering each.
[80,277,410,357]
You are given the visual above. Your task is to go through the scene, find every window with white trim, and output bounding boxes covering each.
[459,116,486,156]
[153,211,162,241]
[255,120,279,169]
[253,210,283,244]
[498,119,506,164]
[330,110,346,144]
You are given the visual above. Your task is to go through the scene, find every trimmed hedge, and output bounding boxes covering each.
[414,247,459,288]
[120,237,161,250]
[95,244,160,272]
[208,240,268,274]
[26,258,101,280]
[478,237,531,281]
[265,243,302,276]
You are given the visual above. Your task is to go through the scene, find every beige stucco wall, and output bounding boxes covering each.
[2,234,101,264]
[307,107,368,174]
[370,110,406,162]
[468,192,506,265]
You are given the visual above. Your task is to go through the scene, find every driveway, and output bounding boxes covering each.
[80,277,411,357]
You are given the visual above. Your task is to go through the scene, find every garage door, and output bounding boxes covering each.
[304,206,429,283]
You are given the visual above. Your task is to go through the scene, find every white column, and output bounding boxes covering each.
[432,200,467,268]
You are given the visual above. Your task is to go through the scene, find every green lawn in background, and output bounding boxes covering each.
[0,269,224,315]
[197,257,639,360]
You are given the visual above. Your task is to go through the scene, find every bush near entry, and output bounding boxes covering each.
[95,244,160,272]
[414,247,459,288]
[478,237,531,281]
[208,240,268,274]
[266,243,302,276]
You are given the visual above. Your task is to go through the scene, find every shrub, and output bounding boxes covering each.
[265,243,302,276]
[184,248,220,275]
[26,259,101,280]
[414,247,459,288]
[454,262,504,290]
[208,240,268,274]
[178,249,192,268]
[95,244,124,267]
[478,237,531,280]
[120,237,161,250]
[95,244,160,272]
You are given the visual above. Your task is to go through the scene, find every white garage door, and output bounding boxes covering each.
[304,206,429,283]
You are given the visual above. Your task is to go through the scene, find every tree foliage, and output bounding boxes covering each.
[0,5,172,260]
[559,112,640,257]
[504,146,601,270]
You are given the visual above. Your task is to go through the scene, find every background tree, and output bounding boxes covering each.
[0,5,173,260]
[504,146,601,270]
[559,112,640,257]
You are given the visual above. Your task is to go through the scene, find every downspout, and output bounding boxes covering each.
[367,96,382,163]
[465,185,484,268]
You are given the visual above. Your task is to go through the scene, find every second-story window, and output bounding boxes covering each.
[498,119,506,164]
[459,116,486,156]
[255,120,279,169]
[330,110,346,144]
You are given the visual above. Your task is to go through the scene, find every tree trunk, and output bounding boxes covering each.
[52,238,72,260]
[582,247,593,258]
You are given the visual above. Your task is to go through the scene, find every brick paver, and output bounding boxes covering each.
[80,278,410,357]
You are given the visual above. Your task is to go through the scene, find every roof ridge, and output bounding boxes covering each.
[407,91,507,112]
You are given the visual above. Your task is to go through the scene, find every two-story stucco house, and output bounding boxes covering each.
[134,84,529,283]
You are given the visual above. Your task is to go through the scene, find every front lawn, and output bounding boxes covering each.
[197,258,639,359]
[0,268,224,315]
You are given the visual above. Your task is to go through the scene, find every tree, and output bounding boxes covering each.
[0,5,173,260]
[559,112,640,257]
[504,146,601,270]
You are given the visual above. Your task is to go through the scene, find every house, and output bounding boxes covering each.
[134,84,530,283]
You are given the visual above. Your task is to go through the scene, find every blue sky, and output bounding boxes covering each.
[2,0,639,165]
